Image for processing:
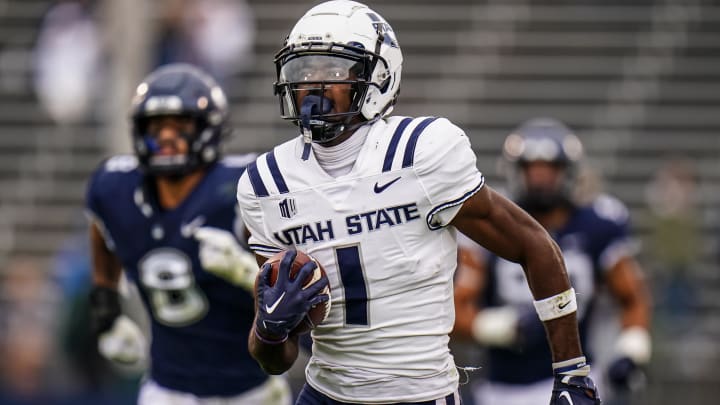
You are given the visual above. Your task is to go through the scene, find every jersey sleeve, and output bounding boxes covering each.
[219,155,257,246]
[84,158,127,252]
[236,171,284,258]
[592,194,638,272]
[412,118,485,229]
[85,162,105,220]
[85,155,139,215]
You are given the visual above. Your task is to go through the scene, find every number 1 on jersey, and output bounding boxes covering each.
[335,245,369,326]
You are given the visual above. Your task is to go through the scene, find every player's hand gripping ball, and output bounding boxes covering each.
[255,250,331,335]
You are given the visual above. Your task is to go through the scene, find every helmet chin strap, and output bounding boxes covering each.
[300,95,333,160]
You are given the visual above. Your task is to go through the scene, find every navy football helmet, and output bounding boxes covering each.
[274,1,402,145]
[130,63,230,176]
[502,117,584,213]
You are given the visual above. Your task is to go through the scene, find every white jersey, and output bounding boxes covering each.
[237,116,484,403]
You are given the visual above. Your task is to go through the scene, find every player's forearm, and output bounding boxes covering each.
[450,297,478,340]
[524,236,584,361]
[92,260,122,288]
[620,294,651,330]
[451,279,483,340]
[610,258,652,329]
[523,236,573,299]
[543,313,584,362]
[90,223,123,288]
[248,325,300,375]
[452,247,486,340]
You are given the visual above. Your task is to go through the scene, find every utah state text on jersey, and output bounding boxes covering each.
[273,202,420,245]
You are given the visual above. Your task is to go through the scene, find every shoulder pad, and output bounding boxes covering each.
[221,153,258,168]
[592,193,630,224]
[102,155,138,173]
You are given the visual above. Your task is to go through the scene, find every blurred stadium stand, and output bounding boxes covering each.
[0,0,719,403]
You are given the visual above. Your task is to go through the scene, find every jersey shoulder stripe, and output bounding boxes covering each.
[266,149,289,194]
[380,116,439,172]
[246,160,269,197]
[382,117,413,172]
[402,117,439,168]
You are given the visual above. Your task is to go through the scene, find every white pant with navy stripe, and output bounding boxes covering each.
[138,375,292,405]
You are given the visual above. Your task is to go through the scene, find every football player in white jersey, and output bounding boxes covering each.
[236,2,600,404]
[452,118,652,405]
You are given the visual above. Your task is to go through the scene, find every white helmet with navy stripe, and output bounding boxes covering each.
[274,1,403,144]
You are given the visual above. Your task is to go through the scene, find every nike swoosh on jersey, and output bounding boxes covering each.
[373,176,401,193]
[265,292,286,314]
[180,216,206,237]
[559,391,574,405]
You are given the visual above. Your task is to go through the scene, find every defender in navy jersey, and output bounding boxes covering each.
[238,2,601,404]
[453,118,652,405]
[85,64,291,404]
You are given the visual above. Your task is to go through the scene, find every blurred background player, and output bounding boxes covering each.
[452,117,652,405]
[152,0,255,88]
[84,63,291,404]
[239,2,600,404]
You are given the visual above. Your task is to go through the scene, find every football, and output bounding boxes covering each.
[258,250,331,335]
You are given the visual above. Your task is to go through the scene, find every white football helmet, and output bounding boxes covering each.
[274,0,403,143]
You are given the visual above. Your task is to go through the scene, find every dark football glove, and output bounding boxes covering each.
[255,250,329,341]
[607,356,646,392]
[89,285,122,336]
[607,326,651,392]
[550,375,602,405]
[89,286,147,365]
[550,357,601,405]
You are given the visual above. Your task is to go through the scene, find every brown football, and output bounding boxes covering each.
[257,250,331,335]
